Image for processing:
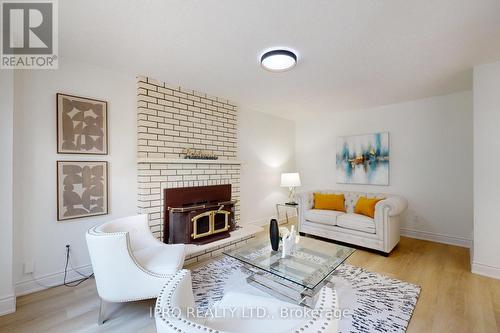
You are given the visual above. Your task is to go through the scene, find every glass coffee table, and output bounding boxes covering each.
[223,236,355,307]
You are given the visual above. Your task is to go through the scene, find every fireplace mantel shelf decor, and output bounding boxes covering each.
[137,157,242,165]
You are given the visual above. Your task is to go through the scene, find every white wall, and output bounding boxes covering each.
[13,60,138,295]
[11,60,297,296]
[238,108,296,225]
[0,70,15,314]
[295,91,473,247]
[472,61,500,279]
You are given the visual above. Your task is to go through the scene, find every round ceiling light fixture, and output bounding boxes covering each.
[260,49,297,72]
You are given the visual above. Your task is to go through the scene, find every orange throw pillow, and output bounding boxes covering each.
[313,193,346,212]
[354,196,384,218]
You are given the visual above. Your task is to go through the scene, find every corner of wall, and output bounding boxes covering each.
[471,261,500,280]
[0,70,15,315]
[0,295,16,316]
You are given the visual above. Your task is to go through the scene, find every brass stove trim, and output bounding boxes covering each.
[191,210,231,239]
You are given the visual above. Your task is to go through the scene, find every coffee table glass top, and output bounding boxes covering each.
[223,237,355,290]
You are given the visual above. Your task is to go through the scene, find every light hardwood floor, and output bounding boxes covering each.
[1,233,499,333]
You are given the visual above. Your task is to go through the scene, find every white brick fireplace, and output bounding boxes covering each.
[136,76,241,240]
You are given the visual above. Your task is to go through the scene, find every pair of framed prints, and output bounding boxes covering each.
[56,93,109,221]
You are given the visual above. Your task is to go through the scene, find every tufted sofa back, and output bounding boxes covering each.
[299,190,387,213]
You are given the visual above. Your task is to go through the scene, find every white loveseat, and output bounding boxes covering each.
[298,190,408,255]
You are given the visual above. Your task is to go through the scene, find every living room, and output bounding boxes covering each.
[1,1,499,332]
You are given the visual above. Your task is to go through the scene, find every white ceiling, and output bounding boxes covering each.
[60,0,500,119]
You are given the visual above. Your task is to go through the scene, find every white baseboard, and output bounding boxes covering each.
[15,264,93,297]
[400,228,472,248]
[469,238,474,269]
[472,261,500,280]
[0,295,16,316]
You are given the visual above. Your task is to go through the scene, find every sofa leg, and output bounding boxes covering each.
[381,251,390,257]
[98,298,107,325]
[299,232,306,237]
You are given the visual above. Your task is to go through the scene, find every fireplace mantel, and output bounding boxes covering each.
[138,157,242,165]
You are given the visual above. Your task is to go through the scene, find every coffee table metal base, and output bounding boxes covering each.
[244,265,332,308]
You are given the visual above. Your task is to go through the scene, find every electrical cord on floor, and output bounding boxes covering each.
[28,246,94,289]
[70,260,92,279]
[63,245,94,287]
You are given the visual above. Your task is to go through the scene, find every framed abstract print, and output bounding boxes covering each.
[57,93,108,154]
[336,132,389,185]
[57,160,108,221]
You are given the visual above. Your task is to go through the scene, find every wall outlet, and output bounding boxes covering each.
[24,260,35,274]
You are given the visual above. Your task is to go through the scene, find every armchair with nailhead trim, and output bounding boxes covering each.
[86,214,186,325]
[155,270,339,333]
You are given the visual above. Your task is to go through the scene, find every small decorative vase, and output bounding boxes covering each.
[269,219,280,251]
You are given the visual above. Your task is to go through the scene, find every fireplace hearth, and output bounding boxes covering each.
[164,185,236,245]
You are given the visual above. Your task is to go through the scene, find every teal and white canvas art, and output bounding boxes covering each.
[336,132,389,185]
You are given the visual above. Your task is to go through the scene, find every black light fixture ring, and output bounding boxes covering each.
[260,49,297,63]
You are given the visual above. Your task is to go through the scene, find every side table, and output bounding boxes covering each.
[275,203,299,225]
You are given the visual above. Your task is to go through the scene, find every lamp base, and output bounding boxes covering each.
[287,187,298,206]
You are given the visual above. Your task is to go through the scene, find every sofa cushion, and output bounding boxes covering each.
[304,209,344,226]
[313,193,346,212]
[133,244,185,274]
[354,196,384,218]
[343,192,385,213]
[337,213,376,234]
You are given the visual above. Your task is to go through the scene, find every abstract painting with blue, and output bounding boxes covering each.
[336,132,389,185]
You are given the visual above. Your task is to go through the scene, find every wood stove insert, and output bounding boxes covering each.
[164,184,236,244]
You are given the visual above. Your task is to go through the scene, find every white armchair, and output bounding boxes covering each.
[86,214,185,325]
[155,270,339,333]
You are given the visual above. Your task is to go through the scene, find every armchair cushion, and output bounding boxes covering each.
[96,214,161,251]
[133,244,185,275]
[304,209,343,226]
[206,292,303,333]
[337,213,376,234]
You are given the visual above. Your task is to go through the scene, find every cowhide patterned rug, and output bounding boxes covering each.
[191,256,420,333]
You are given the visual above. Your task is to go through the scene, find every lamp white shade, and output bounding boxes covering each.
[281,172,301,187]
